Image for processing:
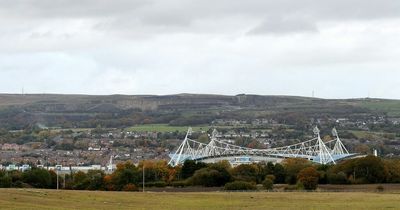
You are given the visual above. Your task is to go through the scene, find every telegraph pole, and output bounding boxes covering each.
[142,160,145,192]
[63,174,66,189]
[56,170,59,190]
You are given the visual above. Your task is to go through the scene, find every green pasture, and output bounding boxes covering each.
[0,189,399,210]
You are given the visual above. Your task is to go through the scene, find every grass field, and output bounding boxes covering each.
[0,189,400,210]
[359,99,400,116]
[126,124,210,132]
[125,124,244,133]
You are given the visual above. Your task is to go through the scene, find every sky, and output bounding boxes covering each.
[1,0,400,99]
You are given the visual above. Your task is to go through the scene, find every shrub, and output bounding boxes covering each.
[327,171,348,184]
[189,168,229,187]
[181,160,207,179]
[21,168,52,188]
[145,181,167,188]
[284,185,298,191]
[170,181,188,187]
[265,175,276,183]
[231,164,259,183]
[262,178,274,190]
[224,181,256,191]
[122,183,138,191]
[282,158,311,185]
[11,181,24,188]
[0,175,12,188]
[297,167,319,190]
[296,182,304,190]
[376,185,384,192]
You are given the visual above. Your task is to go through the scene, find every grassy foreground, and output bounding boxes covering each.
[0,189,400,210]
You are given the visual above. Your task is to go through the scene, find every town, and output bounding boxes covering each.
[1,112,400,171]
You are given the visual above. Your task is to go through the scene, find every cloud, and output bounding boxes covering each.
[2,1,400,33]
[248,17,318,35]
[1,1,400,98]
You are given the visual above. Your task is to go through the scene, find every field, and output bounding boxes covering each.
[1,189,400,210]
[349,130,392,139]
[125,124,243,133]
[359,99,400,116]
[126,124,210,132]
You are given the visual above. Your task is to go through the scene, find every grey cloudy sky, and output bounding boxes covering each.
[1,0,400,99]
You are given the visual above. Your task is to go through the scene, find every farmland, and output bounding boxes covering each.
[0,189,399,210]
[126,124,209,133]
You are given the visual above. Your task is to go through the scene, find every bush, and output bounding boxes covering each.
[145,181,167,188]
[12,180,24,188]
[122,183,138,191]
[224,181,256,191]
[262,178,274,190]
[297,167,319,190]
[282,158,311,185]
[0,175,12,188]
[283,185,298,191]
[329,156,387,184]
[376,185,384,192]
[231,164,259,183]
[296,182,304,190]
[327,171,348,184]
[189,168,229,187]
[181,160,207,179]
[21,168,52,188]
[170,181,188,187]
[265,175,276,183]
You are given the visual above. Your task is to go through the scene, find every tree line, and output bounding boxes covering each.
[1,156,399,191]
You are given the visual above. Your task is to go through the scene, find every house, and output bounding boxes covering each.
[2,143,20,150]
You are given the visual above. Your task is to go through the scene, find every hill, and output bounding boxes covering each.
[0,93,399,130]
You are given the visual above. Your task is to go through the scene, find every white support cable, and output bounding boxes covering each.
[169,127,349,166]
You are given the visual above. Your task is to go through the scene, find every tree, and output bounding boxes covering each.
[297,167,319,190]
[327,171,348,184]
[189,162,232,187]
[72,171,89,190]
[282,158,311,184]
[138,160,170,183]
[353,156,388,183]
[112,162,141,190]
[189,168,221,187]
[262,177,274,190]
[273,163,286,184]
[331,156,388,184]
[122,183,138,191]
[22,168,52,188]
[209,161,232,184]
[103,175,115,191]
[384,159,400,183]
[0,171,12,188]
[180,160,207,179]
[231,164,259,183]
[86,170,105,190]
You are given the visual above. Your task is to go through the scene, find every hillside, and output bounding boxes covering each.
[0,93,399,130]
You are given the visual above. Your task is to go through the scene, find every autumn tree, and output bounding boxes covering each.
[282,158,311,184]
[328,156,388,184]
[297,167,319,190]
[384,159,400,183]
[112,162,141,190]
[231,164,259,183]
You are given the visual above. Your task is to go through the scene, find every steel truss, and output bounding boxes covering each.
[168,126,350,166]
